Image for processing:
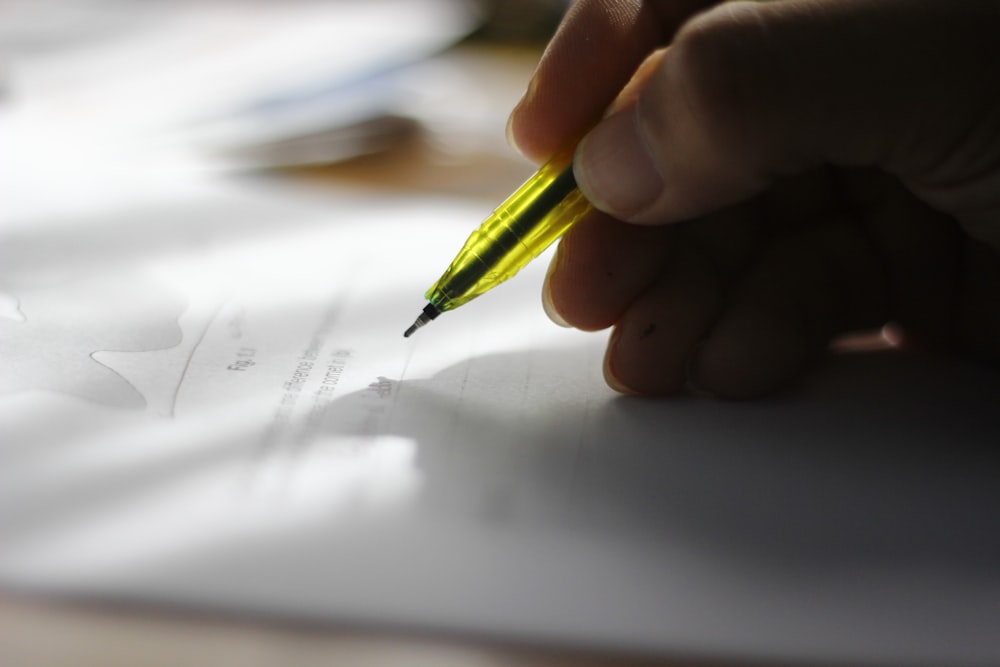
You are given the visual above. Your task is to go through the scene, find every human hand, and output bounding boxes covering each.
[508,0,1000,398]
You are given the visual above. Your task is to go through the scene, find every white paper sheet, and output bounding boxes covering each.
[2,173,1000,666]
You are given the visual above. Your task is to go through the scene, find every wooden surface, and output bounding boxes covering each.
[0,594,732,667]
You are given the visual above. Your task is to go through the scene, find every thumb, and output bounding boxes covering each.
[573,0,1000,239]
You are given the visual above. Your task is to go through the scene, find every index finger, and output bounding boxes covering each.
[508,0,717,164]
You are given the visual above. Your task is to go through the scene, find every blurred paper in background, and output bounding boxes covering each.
[0,0,482,223]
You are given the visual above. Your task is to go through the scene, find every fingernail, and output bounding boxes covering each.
[541,250,571,328]
[506,74,538,157]
[603,329,638,395]
[574,107,662,220]
[505,104,522,155]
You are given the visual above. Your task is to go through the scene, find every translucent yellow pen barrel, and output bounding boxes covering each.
[426,152,590,311]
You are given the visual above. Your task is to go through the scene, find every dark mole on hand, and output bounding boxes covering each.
[639,323,656,340]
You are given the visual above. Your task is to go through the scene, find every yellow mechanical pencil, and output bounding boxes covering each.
[403,147,591,337]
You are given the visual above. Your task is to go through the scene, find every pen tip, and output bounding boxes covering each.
[403,312,430,338]
[403,303,442,338]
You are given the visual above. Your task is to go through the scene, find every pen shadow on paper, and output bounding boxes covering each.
[310,347,1000,573]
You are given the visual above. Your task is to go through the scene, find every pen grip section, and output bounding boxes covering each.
[426,153,590,311]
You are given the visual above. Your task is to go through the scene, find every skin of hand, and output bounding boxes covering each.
[507,0,1000,398]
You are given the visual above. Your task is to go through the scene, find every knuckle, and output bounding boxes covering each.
[662,2,773,153]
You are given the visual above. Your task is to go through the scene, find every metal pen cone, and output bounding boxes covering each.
[403,303,441,338]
